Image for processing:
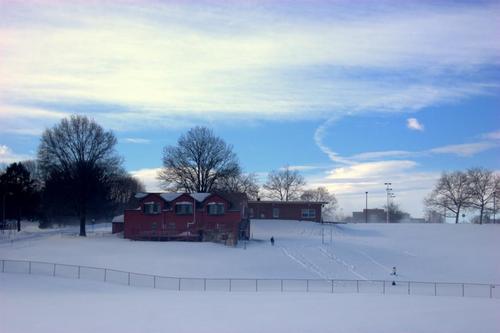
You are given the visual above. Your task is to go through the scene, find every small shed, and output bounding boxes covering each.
[111,214,124,234]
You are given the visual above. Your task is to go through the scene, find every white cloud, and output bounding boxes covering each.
[429,142,497,157]
[0,2,499,132]
[326,160,418,181]
[482,130,500,140]
[123,138,151,144]
[407,118,424,131]
[129,168,163,192]
[0,145,32,164]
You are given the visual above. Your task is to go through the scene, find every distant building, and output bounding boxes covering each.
[351,208,424,223]
[248,200,326,223]
[123,192,249,246]
[352,208,386,223]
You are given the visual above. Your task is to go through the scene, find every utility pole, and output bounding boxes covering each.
[365,191,368,223]
[384,183,393,223]
[494,191,497,224]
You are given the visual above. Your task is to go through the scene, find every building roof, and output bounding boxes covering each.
[112,214,124,223]
[248,200,327,205]
[134,192,247,209]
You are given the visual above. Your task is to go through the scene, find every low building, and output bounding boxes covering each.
[351,209,386,223]
[123,192,249,246]
[111,214,124,233]
[248,200,326,223]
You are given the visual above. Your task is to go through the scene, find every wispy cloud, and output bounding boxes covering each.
[0,145,32,164]
[0,2,499,133]
[123,138,151,144]
[130,167,163,192]
[481,130,500,140]
[429,142,497,157]
[407,118,424,131]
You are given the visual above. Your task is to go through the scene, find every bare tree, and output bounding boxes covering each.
[425,171,472,224]
[466,168,499,224]
[38,115,121,236]
[159,126,240,193]
[214,173,259,200]
[300,186,337,220]
[263,166,306,201]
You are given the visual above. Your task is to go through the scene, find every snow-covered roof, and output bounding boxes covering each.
[160,193,183,201]
[112,214,124,223]
[190,193,212,202]
[176,201,193,205]
[134,192,149,199]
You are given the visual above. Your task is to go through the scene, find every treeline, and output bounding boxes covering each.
[0,115,143,235]
[425,169,499,224]
[1,117,339,235]
[158,126,338,219]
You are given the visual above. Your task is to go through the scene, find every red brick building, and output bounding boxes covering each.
[248,200,326,223]
[124,192,249,245]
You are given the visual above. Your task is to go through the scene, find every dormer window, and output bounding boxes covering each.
[207,203,225,215]
[144,202,160,215]
[175,202,193,215]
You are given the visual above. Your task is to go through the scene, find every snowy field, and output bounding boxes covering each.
[1,220,500,332]
[1,220,499,283]
[1,273,499,333]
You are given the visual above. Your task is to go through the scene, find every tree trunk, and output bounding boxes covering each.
[455,207,460,224]
[79,207,86,237]
[479,205,484,225]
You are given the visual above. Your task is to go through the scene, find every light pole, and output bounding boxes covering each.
[365,192,368,223]
[384,183,393,223]
[494,191,496,224]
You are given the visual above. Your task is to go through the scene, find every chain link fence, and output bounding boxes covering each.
[1,258,498,298]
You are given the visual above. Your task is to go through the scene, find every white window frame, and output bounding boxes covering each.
[144,202,161,215]
[273,207,280,218]
[175,203,193,215]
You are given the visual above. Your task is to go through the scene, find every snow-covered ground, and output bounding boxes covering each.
[1,274,499,333]
[1,220,499,283]
[1,220,500,332]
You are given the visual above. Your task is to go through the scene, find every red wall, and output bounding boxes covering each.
[124,193,243,242]
[248,201,323,222]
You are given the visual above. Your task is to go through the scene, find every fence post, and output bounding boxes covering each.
[356,280,359,293]
[331,280,334,293]
[281,279,283,292]
[306,279,309,292]
[408,281,410,295]
[490,285,493,299]
[434,282,437,296]
[153,276,156,289]
[178,278,181,291]
[128,272,130,286]
[383,280,386,294]
[229,279,232,292]
[104,269,107,282]
[53,263,56,276]
[1,260,4,273]
[29,261,31,275]
[78,266,81,279]
[204,278,207,291]
[255,279,258,292]
[462,284,465,297]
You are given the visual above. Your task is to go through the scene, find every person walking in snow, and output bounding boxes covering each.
[270,236,275,246]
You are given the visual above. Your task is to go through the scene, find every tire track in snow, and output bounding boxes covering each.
[318,247,368,280]
[280,246,330,280]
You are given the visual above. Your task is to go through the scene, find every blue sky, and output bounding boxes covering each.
[0,0,499,217]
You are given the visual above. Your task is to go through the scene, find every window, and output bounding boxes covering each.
[144,202,160,215]
[249,208,254,218]
[273,208,280,218]
[207,203,225,215]
[175,203,193,215]
[301,208,316,219]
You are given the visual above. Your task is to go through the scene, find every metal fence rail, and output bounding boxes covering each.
[1,258,498,298]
